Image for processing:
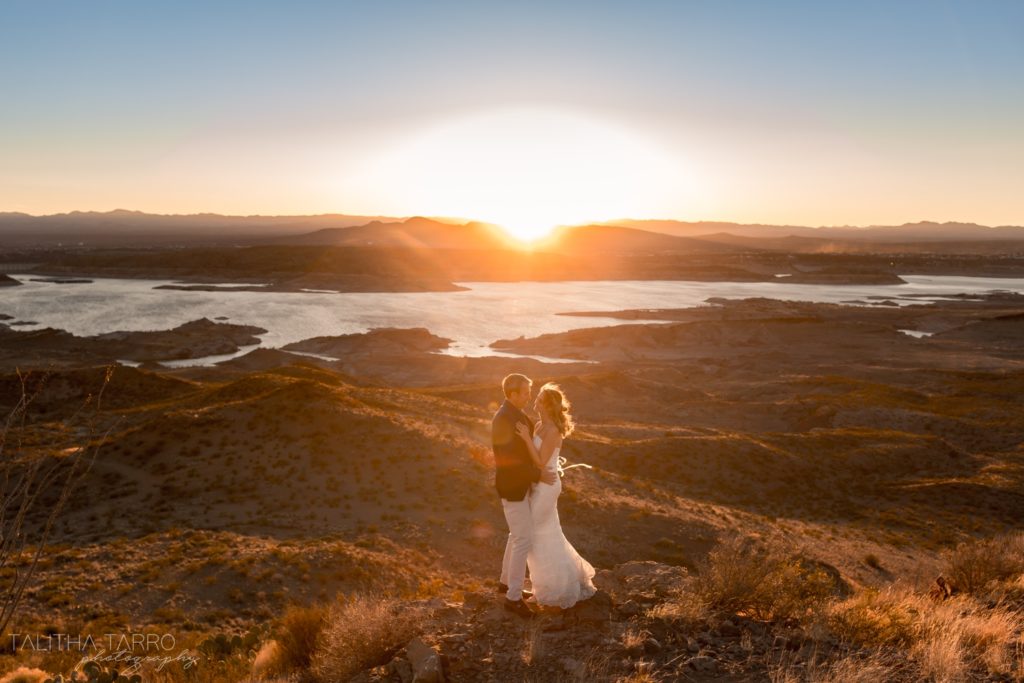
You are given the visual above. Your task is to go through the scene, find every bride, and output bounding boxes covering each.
[514,382,597,609]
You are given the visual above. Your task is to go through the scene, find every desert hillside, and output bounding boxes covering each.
[2,290,1024,681]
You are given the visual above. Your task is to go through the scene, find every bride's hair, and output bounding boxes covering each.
[537,382,575,437]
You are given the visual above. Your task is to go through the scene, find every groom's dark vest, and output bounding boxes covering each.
[492,400,540,501]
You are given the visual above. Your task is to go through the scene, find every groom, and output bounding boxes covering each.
[493,373,556,617]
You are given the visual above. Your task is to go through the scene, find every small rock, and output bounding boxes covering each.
[643,637,662,654]
[717,619,741,637]
[560,656,586,678]
[388,655,414,683]
[406,637,444,683]
[617,599,642,617]
[412,597,447,610]
[479,606,506,625]
[461,591,492,611]
[687,655,718,674]
[431,605,464,622]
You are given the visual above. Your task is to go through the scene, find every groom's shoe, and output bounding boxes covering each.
[498,582,533,599]
[502,597,535,619]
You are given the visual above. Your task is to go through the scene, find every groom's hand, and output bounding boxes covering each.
[540,470,557,485]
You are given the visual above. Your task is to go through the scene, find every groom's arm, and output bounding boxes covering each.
[534,463,557,485]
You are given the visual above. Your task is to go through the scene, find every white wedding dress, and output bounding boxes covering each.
[526,433,598,608]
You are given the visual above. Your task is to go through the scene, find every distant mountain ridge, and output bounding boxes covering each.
[265,216,518,250]
[611,219,1024,242]
[2,210,1024,253]
[0,209,407,246]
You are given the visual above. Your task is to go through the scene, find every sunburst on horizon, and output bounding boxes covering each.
[348,107,696,243]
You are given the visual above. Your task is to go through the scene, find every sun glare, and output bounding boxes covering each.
[351,107,693,242]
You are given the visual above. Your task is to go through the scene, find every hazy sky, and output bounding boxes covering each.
[2,0,1022,228]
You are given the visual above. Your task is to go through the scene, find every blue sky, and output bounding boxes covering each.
[2,0,1022,226]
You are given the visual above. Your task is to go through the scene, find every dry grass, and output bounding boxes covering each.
[911,629,967,683]
[769,652,898,683]
[309,593,426,683]
[830,584,1023,680]
[521,618,545,666]
[828,587,918,647]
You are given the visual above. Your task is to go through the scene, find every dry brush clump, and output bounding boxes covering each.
[310,592,428,682]
[942,532,1024,596]
[688,534,840,624]
[265,603,328,676]
[251,592,428,682]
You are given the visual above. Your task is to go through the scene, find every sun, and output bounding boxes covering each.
[350,107,693,242]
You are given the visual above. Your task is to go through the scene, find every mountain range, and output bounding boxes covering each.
[3,210,1024,254]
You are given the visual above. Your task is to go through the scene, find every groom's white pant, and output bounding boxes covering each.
[500,495,533,601]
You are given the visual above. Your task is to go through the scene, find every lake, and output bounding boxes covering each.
[3,274,1023,365]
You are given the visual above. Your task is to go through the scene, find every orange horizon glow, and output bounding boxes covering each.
[3,96,1023,232]
[337,107,697,242]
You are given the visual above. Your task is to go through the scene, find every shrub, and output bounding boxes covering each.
[267,603,328,675]
[310,593,427,682]
[692,535,837,623]
[828,588,917,647]
[943,532,1024,594]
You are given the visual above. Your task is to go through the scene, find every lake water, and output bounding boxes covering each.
[2,274,1023,365]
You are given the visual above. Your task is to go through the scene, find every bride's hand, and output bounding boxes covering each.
[515,422,532,442]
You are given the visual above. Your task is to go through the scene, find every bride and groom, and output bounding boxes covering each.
[493,373,597,617]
